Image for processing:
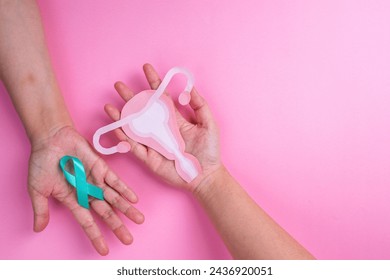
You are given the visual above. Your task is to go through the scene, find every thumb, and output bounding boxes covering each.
[189,88,215,128]
[29,188,50,232]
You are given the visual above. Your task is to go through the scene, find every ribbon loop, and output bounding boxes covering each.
[59,156,104,209]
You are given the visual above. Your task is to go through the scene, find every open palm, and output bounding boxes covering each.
[104,64,222,192]
[28,125,144,255]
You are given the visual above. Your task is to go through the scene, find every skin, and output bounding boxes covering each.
[0,0,144,256]
[105,64,315,259]
[1,0,314,259]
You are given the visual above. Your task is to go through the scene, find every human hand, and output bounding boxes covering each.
[28,125,144,255]
[104,64,222,192]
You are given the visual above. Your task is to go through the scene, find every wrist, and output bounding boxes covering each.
[30,121,73,147]
[193,164,231,202]
[28,100,74,148]
[3,67,74,146]
[23,87,73,146]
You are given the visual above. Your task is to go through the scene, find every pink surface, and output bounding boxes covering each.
[1,0,390,259]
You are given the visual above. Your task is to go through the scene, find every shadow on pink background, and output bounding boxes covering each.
[1,0,390,259]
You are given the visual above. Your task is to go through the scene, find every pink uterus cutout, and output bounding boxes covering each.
[93,67,200,182]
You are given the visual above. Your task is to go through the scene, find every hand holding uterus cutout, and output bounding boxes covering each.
[100,64,222,192]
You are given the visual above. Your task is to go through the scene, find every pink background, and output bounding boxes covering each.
[1,0,390,259]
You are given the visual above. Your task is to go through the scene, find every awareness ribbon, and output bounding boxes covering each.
[59,156,104,209]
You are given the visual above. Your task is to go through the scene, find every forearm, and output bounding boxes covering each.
[0,0,72,144]
[194,166,314,260]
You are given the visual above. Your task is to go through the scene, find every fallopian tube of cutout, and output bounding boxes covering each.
[93,67,200,182]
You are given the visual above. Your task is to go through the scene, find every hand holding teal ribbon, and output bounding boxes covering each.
[59,156,104,209]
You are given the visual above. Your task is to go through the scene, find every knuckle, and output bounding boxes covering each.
[81,217,95,230]
[101,208,115,221]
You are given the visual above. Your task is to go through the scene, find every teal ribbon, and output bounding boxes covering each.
[59,156,104,209]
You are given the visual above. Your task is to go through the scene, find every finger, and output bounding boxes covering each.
[77,211,109,256]
[114,81,135,102]
[83,156,142,219]
[28,188,50,232]
[102,186,145,224]
[189,87,215,127]
[104,104,122,129]
[104,103,148,161]
[143,63,163,90]
[60,192,109,256]
[104,170,138,203]
[90,199,134,245]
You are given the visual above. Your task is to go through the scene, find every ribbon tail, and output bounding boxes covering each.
[87,183,104,200]
[76,188,90,209]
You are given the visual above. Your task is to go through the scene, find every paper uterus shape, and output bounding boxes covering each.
[93,67,200,182]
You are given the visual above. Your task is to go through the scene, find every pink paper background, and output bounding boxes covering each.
[1,0,390,259]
